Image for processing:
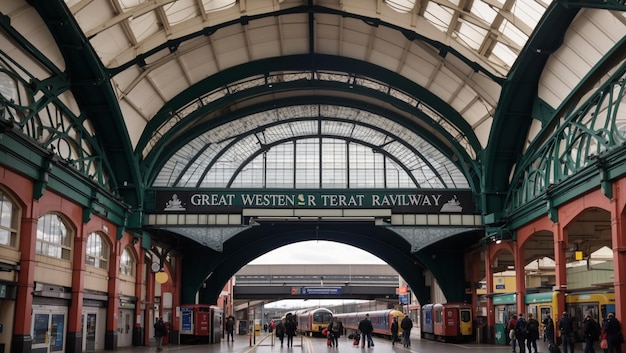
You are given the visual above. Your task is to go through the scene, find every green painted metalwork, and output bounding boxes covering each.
[26,1,144,209]
[482,2,579,223]
[108,5,503,85]
[0,132,130,225]
[144,94,480,192]
[507,60,626,214]
[139,55,482,165]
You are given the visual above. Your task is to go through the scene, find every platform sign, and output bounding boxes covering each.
[302,287,341,295]
[399,294,409,305]
[181,307,193,333]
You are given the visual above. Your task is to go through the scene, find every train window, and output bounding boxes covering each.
[460,310,471,323]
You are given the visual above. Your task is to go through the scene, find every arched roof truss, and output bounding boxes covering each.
[153,104,471,189]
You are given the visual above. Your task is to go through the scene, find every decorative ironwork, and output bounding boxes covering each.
[0,56,110,190]
[507,60,626,212]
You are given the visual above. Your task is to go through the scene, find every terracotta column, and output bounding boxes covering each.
[12,217,37,353]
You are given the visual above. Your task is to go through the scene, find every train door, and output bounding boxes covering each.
[31,305,67,353]
[459,307,472,337]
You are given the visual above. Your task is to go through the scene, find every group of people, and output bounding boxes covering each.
[390,314,414,347]
[507,312,542,353]
[507,311,623,353]
[274,313,298,347]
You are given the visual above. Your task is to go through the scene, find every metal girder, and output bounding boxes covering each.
[388,226,481,253]
[161,226,251,251]
[28,0,144,210]
[138,55,482,162]
[481,2,579,222]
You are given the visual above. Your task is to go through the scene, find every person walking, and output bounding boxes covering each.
[285,315,297,348]
[583,312,598,353]
[276,319,286,347]
[559,311,576,353]
[508,314,518,352]
[358,313,374,348]
[391,316,400,346]
[401,314,413,348]
[603,312,623,353]
[543,313,556,348]
[526,313,540,353]
[154,317,167,352]
[330,316,343,347]
[516,313,528,353]
[225,315,235,342]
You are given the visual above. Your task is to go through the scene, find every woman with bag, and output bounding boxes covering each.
[603,312,623,353]
[508,314,518,352]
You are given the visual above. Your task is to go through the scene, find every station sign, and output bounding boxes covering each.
[153,189,474,214]
[301,287,342,295]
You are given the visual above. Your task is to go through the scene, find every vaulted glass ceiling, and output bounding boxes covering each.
[62,0,549,167]
[154,104,470,189]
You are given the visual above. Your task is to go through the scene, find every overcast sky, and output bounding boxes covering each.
[248,240,387,265]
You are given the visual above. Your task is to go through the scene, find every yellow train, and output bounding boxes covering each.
[293,308,334,336]
[493,291,615,344]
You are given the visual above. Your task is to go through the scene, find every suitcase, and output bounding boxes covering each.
[549,344,561,353]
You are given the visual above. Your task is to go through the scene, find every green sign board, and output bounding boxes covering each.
[152,189,475,214]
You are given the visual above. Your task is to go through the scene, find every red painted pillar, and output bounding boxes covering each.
[611,181,626,351]
[105,240,121,349]
[484,247,495,342]
[13,217,37,351]
[554,223,567,318]
[134,243,145,346]
[515,245,526,315]
[68,234,87,352]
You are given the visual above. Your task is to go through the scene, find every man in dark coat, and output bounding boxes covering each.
[559,311,575,353]
[154,317,167,352]
[583,312,597,353]
[358,313,374,347]
[526,313,540,353]
[391,316,399,346]
[603,312,623,353]
[543,313,556,347]
[401,314,413,347]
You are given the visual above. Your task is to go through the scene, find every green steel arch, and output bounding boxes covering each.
[144,96,480,191]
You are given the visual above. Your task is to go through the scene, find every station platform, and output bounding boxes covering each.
[112,332,577,353]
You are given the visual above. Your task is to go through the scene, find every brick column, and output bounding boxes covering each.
[11,217,37,353]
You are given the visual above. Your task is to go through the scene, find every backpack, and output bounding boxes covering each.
[528,319,538,334]
[516,318,528,337]
[593,320,601,342]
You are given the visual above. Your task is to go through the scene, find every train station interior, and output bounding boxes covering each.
[0,1,625,353]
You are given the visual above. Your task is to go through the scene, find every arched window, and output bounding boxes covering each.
[36,214,71,260]
[119,248,134,276]
[86,232,109,270]
[0,189,18,247]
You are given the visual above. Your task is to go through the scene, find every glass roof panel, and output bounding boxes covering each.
[164,0,198,26]
[490,42,518,68]
[201,0,236,13]
[153,104,470,188]
[384,0,417,13]
[512,0,547,28]
[424,3,454,32]
[499,20,528,48]
[471,1,498,23]
[457,22,488,51]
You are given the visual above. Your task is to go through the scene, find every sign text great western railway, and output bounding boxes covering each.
[152,189,475,214]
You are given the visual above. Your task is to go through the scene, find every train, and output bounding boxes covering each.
[293,308,334,336]
[179,304,223,344]
[421,302,473,342]
[492,290,615,344]
[333,309,405,338]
